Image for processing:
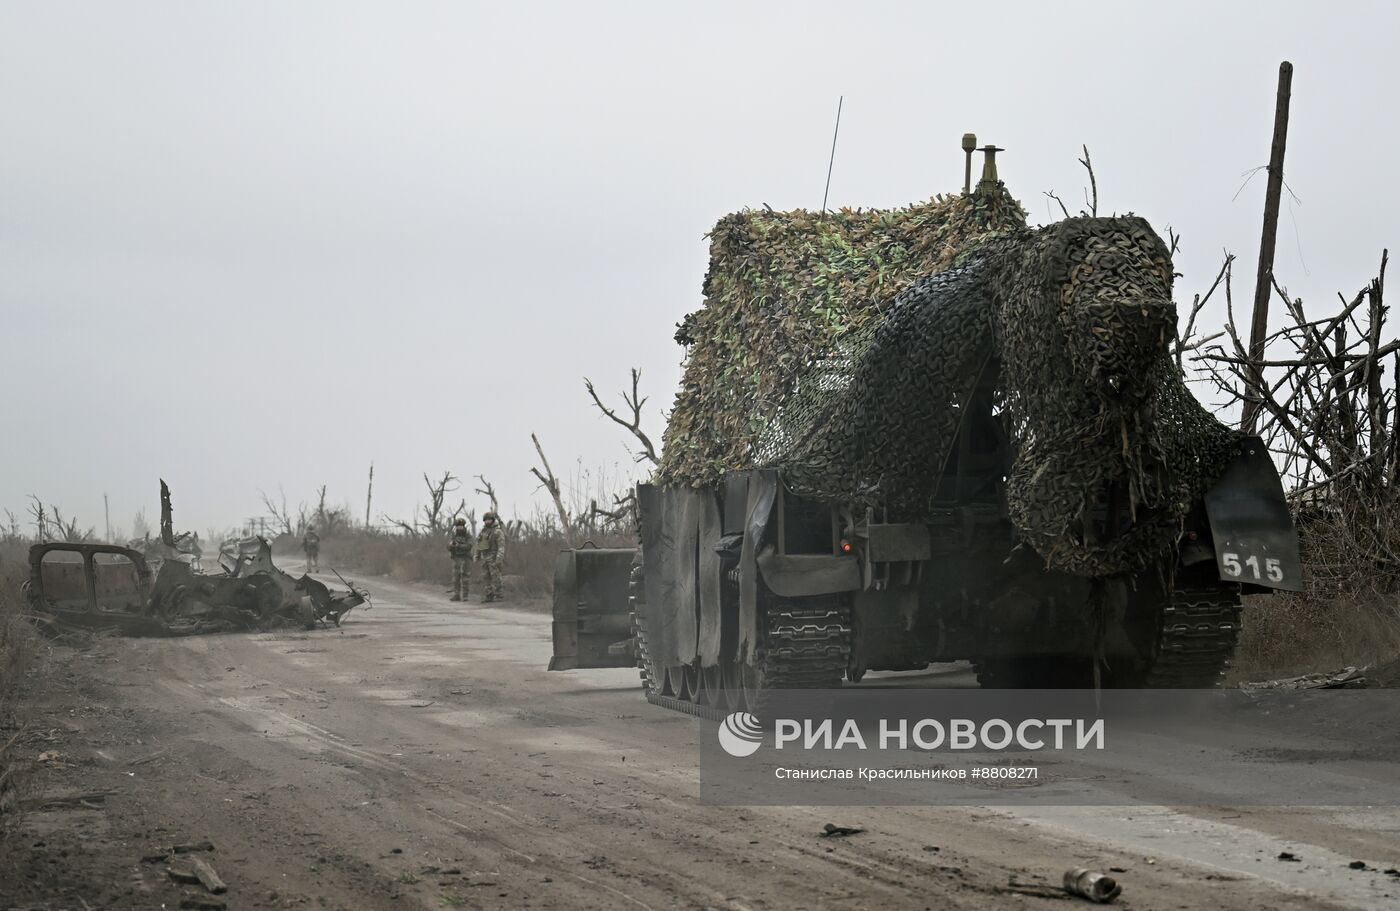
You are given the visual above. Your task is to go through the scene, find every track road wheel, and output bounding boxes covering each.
[663,665,685,699]
[972,586,1243,689]
[701,664,726,710]
[682,664,702,703]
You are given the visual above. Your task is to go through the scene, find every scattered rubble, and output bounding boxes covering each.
[1244,657,1400,689]
[189,856,228,894]
[1246,667,1370,689]
[178,897,227,911]
[173,840,216,854]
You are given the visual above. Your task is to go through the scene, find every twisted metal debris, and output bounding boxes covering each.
[661,193,1239,577]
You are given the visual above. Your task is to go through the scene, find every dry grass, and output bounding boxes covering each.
[322,528,634,602]
[1230,502,1400,682]
[0,540,37,837]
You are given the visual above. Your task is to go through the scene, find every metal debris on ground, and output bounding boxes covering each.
[1245,666,1370,689]
[1062,867,1122,903]
[819,823,864,837]
[1003,879,1070,900]
[189,856,228,893]
[172,840,216,854]
[167,867,202,885]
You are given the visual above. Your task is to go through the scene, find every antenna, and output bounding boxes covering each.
[820,96,844,218]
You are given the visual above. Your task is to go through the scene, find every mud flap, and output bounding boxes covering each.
[1204,436,1304,593]
[548,547,638,670]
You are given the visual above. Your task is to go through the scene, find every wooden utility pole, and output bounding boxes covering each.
[104,493,111,542]
[365,462,375,529]
[1242,61,1294,434]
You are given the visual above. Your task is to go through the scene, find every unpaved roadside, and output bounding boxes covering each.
[3,570,1397,910]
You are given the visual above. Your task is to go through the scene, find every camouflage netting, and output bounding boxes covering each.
[662,190,1028,484]
[660,192,1240,577]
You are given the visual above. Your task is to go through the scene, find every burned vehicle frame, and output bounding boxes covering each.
[25,538,368,637]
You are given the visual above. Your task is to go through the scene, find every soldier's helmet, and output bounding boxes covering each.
[483,511,497,522]
[454,517,467,527]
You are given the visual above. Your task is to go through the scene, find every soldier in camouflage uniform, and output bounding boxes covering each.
[448,517,474,602]
[302,526,320,573]
[476,511,506,602]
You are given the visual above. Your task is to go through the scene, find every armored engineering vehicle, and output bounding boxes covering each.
[550,140,1302,715]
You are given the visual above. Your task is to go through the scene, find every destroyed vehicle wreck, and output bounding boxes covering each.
[24,537,369,636]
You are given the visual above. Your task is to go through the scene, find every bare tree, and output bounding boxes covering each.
[1181,249,1400,616]
[1043,144,1100,220]
[585,368,659,466]
[259,486,296,537]
[382,512,420,537]
[586,490,638,533]
[530,433,573,542]
[365,462,374,529]
[27,496,50,542]
[474,475,499,515]
[420,471,459,534]
[131,509,151,542]
[1079,144,1097,217]
[1193,250,1397,500]
[50,507,93,543]
[1173,253,1233,370]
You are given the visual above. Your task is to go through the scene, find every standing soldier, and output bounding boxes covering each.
[448,517,474,602]
[302,525,320,573]
[476,511,506,602]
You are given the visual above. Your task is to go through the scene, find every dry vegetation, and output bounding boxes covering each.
[1184,251,1400,678]
[322,524,633,602]
[1,540,37,837]
[267,452,643,603]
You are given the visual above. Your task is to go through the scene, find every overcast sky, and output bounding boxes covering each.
[3,1,1397,537]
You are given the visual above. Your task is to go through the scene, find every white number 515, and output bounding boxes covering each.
[1221,552,1283,582]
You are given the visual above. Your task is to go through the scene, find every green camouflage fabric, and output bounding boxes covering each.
[660,189,1027,487]
[477,523,506,601]
[302,530,320,572]
[448,528,474,559]
[449,528,473,600]
[661,191,1238,578]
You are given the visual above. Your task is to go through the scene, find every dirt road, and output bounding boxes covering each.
[5,568,1398,910]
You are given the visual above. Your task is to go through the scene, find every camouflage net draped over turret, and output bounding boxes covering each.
[661,193,1239,577]
[660,190,1028,486]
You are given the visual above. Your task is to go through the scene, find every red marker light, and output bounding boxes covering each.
[840,540,852,554]
[1187,531,1198,541]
